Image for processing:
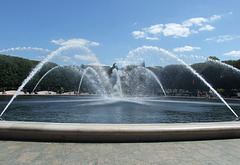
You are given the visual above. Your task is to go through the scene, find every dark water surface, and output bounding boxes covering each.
[0,95,240,123]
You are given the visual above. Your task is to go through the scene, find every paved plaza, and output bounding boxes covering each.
[0,139,239,164]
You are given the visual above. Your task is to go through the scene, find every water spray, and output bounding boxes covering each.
[144,67,166,96]
[31,65,61,94]
[78,67,107,95]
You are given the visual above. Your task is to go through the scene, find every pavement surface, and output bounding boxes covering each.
[0,139,239,165]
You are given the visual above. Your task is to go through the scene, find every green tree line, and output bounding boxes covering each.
[147,60,240,97]
[0,54,240,97]
[0,54,38,90]
[0,54,81,93]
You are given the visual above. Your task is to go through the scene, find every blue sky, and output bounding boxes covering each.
[0,0,240,67]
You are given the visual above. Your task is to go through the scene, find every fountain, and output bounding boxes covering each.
[77,66,165,97]
[0,44,239,119]
[0,43,240,142]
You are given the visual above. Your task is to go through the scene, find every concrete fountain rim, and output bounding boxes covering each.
[0,120,239,142]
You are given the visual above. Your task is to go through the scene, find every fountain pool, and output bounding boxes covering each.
[1,95,239,123]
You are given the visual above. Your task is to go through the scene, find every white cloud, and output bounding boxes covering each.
[146,37,159,40]
[91,42,100,46]
[51,38,99,47]
[209,14,221,22]
[144,24,164,34]
[132,31,147,39]
[205,35,240,42]
[223,50,240,57]
[132,24,164,40]
[183,17,208,27]
[132,13,225,40]
[173,46,201,52]
[0,47,51,53]
[199,25,215,31]
[178,54,206,60]
[128,45,160,56]
[51,39,64,45]
[163,23,190,38]
[50,38,100,64]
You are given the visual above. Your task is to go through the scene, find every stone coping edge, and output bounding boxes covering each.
[0,121,239,142]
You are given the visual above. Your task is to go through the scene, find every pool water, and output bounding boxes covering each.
[0,95,240,123]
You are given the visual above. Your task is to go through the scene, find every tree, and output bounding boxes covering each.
[208,56,220,61]
[223,59,240,69]
[0,54,37,90]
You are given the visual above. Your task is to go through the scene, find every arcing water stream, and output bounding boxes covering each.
[31,65,61,94]
[144,67,166,96]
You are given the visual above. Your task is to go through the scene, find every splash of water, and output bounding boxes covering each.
[77,67,107,95]
[112,69,123,96]
[31,65,61,93]
[0,44,91,117]
[143,67,166,96]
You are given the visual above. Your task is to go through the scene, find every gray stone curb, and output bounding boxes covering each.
[0,121,240,142]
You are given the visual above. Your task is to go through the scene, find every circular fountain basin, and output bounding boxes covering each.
[0,121,240,142]
[0,95,240,142]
